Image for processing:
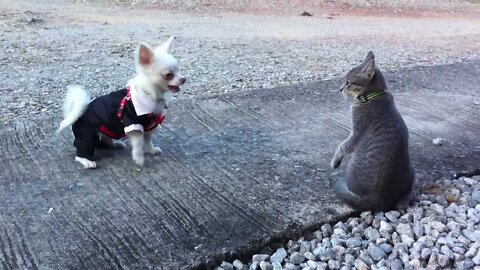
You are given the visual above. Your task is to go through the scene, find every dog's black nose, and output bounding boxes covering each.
[180,77,186,84]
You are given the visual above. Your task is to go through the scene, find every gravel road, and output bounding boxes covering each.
[1,0,479,126]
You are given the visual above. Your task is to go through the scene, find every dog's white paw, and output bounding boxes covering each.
[132,152,145,167]
[113,140,127,149]
[145,146,163,155]
[75,156,97,169]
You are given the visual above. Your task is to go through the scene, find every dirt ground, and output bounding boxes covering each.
[0,1,479,269]
[1,0,479,128]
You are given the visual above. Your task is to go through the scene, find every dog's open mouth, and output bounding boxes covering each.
[168,85,180,93]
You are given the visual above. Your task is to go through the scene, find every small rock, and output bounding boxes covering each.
[353,259,369,270]
[428,251,438,265]
[473,253,480,265]
[344,254,355,264]
[233,260,244,270]
[364,227,381,241]
[390,259,403,270]
[413,221,424,239]
[430,204,445,215]
[379,221,393,237]
[332,228,346,237]
[271,262,282,270]
[453,253,465,262]
[375,238,389,245]
[408,259,422,269]
[317,247,335,261]
[471,190,480,204]
[359,250,374,266]
[421,248,432,260]
[396,224,414,237]
[454,259,475,269]
[452,246,466,255]
[306,260,317,269]
[328,259,340,269]
[440,245,454,259]
[378,243,393,254]
[399,212,413,223]
[259,261,273,270]
[270,248,287,263]
[437,254,450,267]
[400,234,415,247]
[463,227,480,242]
[249,261,259,270]
[367,244,386,262]
[304,251,316,261]
[465,243,479,257]
[300,11,313,17]
[321,224,333,237]
[220,261,234,270]
[346,237,363,248]
[331,246,345,259]
[290,252,306,265]
[385,211,399,222]
[310,239,321,251]
[300,241,310,254]
[430,221,446,233]
[252,254,270,262]
[321,238,332,248]
[330,237,345,247]
[283,263,298,270]
[432,137,446,145]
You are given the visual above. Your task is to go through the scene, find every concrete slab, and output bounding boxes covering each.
[0,60,479,269]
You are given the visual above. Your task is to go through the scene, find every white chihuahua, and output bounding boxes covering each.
[57,37,186,169]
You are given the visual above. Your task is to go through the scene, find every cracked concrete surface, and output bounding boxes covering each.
[0,60,479,269]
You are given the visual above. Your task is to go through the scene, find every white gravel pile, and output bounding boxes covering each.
[216,176,480,270]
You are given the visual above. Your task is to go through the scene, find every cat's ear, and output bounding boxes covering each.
[364,51,375,63]
[361,58,375,80]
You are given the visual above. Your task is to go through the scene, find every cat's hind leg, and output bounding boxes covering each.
[333,178,377,211]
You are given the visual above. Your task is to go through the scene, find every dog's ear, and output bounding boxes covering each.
[156,36,175,53]
[136,43,154,67]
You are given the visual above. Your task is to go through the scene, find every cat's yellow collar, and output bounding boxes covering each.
[355,91,386,104]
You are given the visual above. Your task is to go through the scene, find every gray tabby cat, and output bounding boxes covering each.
[330,51,414,212]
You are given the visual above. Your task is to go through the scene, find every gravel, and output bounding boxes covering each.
[1,1,479,127]
[216,176,480,270]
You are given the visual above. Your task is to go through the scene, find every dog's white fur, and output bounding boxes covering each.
[57,37,185,169]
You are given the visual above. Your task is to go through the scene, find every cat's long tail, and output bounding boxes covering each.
[56,85,90,133]
[333,179,380,212]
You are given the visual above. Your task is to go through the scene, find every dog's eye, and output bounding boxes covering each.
[164,73,174,80]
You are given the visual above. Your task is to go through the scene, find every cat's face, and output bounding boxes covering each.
[340,51,376,98]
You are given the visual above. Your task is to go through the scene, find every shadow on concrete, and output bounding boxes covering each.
[0,60,479,269]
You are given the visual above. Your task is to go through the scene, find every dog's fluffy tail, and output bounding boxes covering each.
[56,85,90,133]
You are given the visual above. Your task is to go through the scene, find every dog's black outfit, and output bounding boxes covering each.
[72,85,165,160]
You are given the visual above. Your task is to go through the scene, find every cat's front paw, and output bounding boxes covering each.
[145,146,163,155]
[330,156,343,169]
